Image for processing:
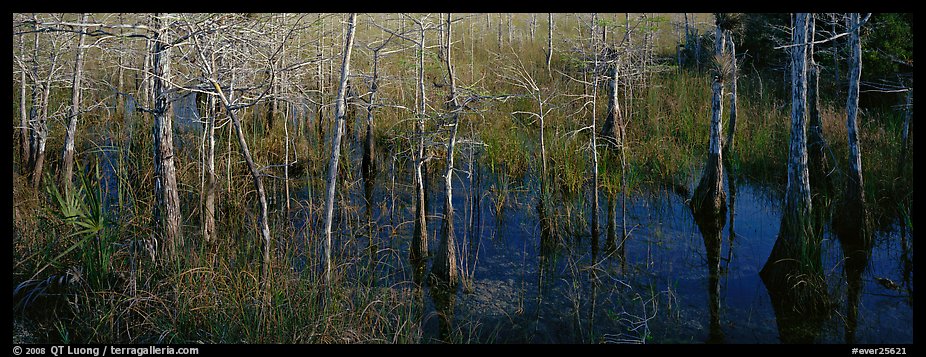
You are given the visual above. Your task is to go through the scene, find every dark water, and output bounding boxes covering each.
[345,155,913,344]
[93,128,912,343]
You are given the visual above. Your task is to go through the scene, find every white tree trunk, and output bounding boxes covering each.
[547,13,554,74]
[841,12,867,241]
[322,12,357,283]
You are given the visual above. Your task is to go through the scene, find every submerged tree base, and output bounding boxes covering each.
[691,153,727,218]
[760,216,830,343]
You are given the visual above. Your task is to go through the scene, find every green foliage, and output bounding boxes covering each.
[861,13,914,83]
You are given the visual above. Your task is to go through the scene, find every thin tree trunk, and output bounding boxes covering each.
[322,13,357,283]
[18,34,31,173]
[363,50,380,191]
[898,88,912,176]
[211,82,273,314]
[27,16,40,181]
[807,14,831,195]
[832,15,840,89]
[203,94,216,244]
[547,13,554,75]
[507,14,513,44]
[684,13,691,66]
[316,14,325,143]
[497,15,503,51]
[431,13,461,289]
[839,12,868,242]
[32,43,54,191]
[530,13,536,42]
[412,18,429,263]
[724,31,739,156]
[32,80,50,190]
[692,20,727,217]
[117,13,125,111]
[59,12,89,196]
[590,30,601,255]
[437,13,445,62]
[152,13,182,258]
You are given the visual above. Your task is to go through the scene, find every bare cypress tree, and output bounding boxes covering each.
[807,13,832,195]
[691,15,727,218]
[837,12,868,243]
[151,13,182,258]
[58,12,89,196]
[430,13,460,289]
[322,12,358,283]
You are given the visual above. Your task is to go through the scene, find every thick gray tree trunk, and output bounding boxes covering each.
[431,13,461,289]
[779,12,814,252]
[691,20,726,217]
[59,12,89,196]
[151,13,182,258]
[322,13,357,283]
[760,14,826,343]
